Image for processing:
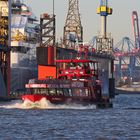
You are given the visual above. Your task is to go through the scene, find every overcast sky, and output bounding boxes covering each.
[25,0,140,44]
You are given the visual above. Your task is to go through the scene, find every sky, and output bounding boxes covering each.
[25,0,140,44]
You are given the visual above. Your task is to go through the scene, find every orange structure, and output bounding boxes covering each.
[38,65,56,79]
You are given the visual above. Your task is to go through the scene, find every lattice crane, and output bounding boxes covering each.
[63,0,83,48]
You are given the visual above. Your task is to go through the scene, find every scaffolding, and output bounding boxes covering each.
[0,0,11,96]
[63,0,83,48]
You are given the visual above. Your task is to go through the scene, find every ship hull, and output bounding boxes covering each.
[22,94,65,104]
[22,94,112,108]
[115,82,140,94]
[115,87,140,94]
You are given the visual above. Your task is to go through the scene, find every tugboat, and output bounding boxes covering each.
[22,59,112,107]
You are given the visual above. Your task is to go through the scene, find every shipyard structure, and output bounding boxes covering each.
[0,0,39,99]
[21,0,115,107]
[113,11,140,93]
[0,0,115,107]
[11,0,39,92]
[0,0,10,99]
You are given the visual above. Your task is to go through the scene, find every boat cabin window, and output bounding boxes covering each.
[89,62,98,75]
[57,89,63,95]
[85,89,89,96]
[89,62,94,70]
[69,62,76,67]
[68,63,77,70]
[89,62,98,70]
[49,89,56,95]
[32,88,49,95]
[63,89,69,96]
[27,89,32,93]
[72,88,90,97]
[94,63,98,75]
[77,62,84,69]
[82,63,90,74]
[41,89,49,94]
[34,89,41,94]
[94,63,98,70]
[68,89,72,96]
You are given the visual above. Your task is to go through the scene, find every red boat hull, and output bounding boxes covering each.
[21,94,112,108]
[22,94,66,103]
[22,94,45,102]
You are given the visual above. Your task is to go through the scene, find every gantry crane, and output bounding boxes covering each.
[114,11,140,85]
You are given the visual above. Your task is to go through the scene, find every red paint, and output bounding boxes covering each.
[48,46,55,65]
[38,65,56,79]
[22,94,66,103]
[22,94,45,102]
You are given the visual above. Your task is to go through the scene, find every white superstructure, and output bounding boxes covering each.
[11,0,39,92]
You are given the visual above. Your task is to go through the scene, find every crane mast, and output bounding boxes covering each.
[63,0,83,48]
[132,11,140,48]
[97,0,112,38]
[96,0,113,53]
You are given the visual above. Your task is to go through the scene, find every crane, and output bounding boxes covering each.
[63,0,83,48]
[97,0,112,38]
[132,11,140,48]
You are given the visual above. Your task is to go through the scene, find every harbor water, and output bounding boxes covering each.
[0,94,140,140]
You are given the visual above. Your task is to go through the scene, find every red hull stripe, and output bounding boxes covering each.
[25,84,47,88]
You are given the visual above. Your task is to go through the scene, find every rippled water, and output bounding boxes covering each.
[0,94,140,140]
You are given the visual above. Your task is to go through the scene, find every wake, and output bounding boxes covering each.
[0,98,96,110]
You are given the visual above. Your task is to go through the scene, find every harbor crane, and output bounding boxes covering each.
[132,11,140,48]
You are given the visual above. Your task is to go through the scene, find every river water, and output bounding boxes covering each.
[0,94,140,140]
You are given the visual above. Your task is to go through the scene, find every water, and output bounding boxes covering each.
[0,94,140,140]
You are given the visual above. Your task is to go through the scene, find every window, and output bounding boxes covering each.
[40,89,49,95]
[33,89,41,94]
[63,89,69,96]
[49,89,56,95]
[57,89,63,95]
[89,62,94,70]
